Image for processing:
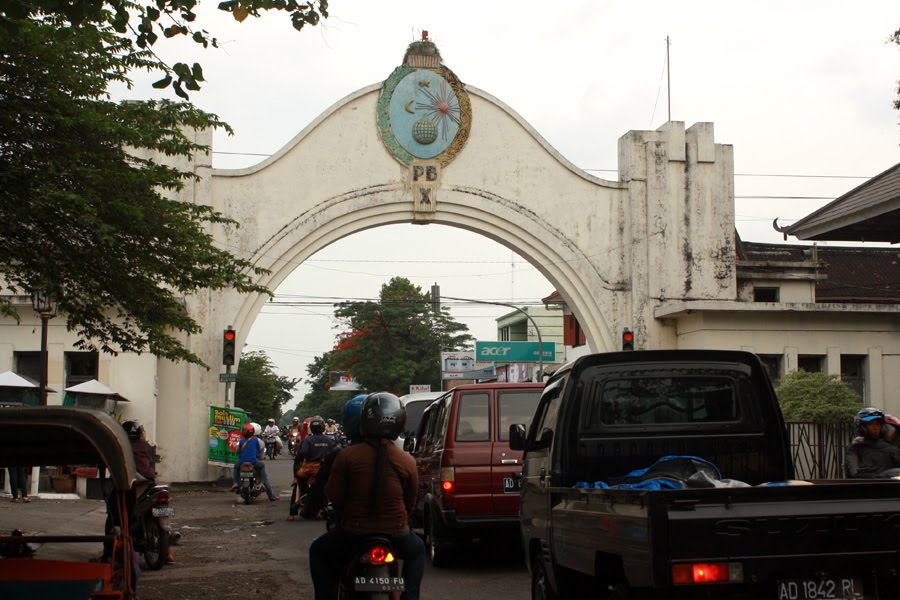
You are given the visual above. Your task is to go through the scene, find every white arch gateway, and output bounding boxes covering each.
[155,42,736,481]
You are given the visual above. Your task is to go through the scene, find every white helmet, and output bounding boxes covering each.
[250,422,262,436]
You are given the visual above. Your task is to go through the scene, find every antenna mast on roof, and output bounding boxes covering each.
[666,36,672,122]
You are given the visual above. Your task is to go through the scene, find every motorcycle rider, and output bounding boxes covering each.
[290,395,366,522]
[230,423,279,501]
[845,408,900,478]
[324,418,338,436]
[99,420,174,564]
[263,418,282,458]
[288,417,336,519]
[308,392,425,600]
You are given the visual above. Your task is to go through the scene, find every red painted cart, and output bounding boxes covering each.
[0,407,139,599]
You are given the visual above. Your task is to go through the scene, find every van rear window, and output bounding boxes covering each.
[498,390,542,441]
[456,393,490,441]
[587,376,740,427]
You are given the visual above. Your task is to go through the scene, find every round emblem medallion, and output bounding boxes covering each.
[377,43,471,166]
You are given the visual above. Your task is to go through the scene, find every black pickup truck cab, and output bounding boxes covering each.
[511,350,900,600]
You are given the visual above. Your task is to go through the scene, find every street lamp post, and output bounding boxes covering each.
[31,289,58,406]
[440,293,547,382]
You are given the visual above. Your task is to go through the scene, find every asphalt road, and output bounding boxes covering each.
[1,452,530,598]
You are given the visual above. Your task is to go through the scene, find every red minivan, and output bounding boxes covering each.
[410,382,543,566]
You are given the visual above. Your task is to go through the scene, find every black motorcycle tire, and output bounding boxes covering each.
[142,517,169,571]
[266,443,276,460]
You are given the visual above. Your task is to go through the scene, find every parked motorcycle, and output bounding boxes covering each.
[131,483,173,570]
[237,462,263,504]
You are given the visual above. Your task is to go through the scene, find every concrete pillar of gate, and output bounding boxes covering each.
[618,121,736,350]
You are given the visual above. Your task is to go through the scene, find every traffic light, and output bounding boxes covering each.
[223,328,236,366]
[622,328,634,351]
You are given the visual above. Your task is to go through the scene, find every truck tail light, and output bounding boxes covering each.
[440,466,455,494]
[672,562,743,585]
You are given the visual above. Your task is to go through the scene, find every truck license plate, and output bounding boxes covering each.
[503,476,521,493]
[354,576,405,592]
[776,577,863,600]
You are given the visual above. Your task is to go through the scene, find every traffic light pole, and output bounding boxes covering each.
[440,294,546,382]
[224,364,232,408]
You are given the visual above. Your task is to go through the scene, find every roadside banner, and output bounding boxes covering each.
[441,351,495,380]
[208,405,248,467]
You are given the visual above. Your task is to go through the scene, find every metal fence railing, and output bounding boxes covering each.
[784,421,855,480]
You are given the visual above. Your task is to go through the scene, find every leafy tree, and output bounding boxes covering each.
[775,370,862,423]
[0,0,329,97]
[0,17,270,365]
[233,351,299,421]
[893,27,900,117]
[331,277,473,394]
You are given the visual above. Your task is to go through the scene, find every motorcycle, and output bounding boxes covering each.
[237,462,263,504]
[288,431,300,456]
[264,435,278,460]
[131,483,174,570]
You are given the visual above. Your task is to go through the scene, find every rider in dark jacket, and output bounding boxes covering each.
[308,392,425,600]
[845,408,900,478]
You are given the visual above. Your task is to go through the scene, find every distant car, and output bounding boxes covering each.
[397,392,444,450]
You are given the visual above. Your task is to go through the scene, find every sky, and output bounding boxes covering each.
[115,1,900,404]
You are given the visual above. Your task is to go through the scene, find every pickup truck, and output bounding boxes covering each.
[510,350,900,600]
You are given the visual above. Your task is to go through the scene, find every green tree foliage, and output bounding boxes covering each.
[331,277,474,394]
[775,370,862,423]
[892,27,900,115]
[0,16,272,365]
[233,351,299,421]
[0,1,328,97]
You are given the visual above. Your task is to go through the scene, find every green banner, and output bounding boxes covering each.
[208,406,248,467]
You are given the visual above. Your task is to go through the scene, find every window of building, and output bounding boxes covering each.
[65,352,98,389]
[797,355,822,373]
[753,287,780,302]
[840,355,866,402]
[758,355,782,383]
[14,352,41,383]
[499,326,510,342]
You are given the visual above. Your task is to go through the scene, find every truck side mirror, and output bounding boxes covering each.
[403,435,417,453]
[509,423,527,450]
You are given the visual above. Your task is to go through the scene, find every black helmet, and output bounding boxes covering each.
[310,417,326,435]
[122,420,143,441]
[360,392,406,441]
[854,407,885,435]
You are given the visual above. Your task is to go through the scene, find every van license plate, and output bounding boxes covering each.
[503,476,521,493]
[776,577,863,600]
[354,576,405,592]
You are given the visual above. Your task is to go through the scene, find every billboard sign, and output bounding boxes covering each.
[329,371,364,391]
[475,341,556,363]
[409,384,432,393]
[440,351,495,380]
[208,405,248,467]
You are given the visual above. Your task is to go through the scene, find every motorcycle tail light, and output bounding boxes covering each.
[367,546,395,565]
[672,562,743,584]
[156,490,170,504]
